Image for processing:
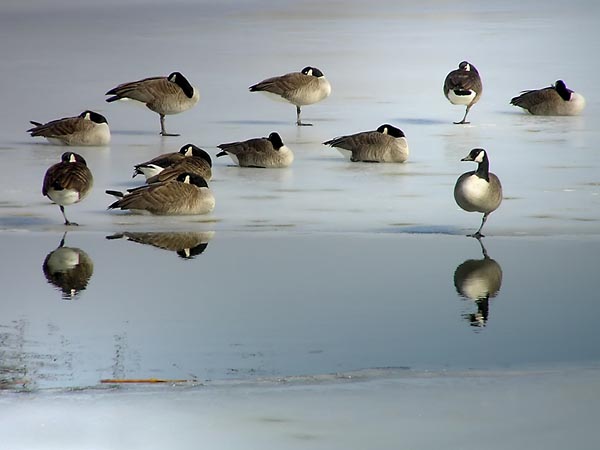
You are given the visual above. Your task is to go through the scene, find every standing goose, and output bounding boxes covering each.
[454,148,502,238]
[145,145,212,183]
[216,132,293,168]
[28,110,110,146]
[42,152,93,226]
[105,71,199,136]
[510,80,586,116]
[249,66,331,126]
[106,172,214,215]
[132,144,199,180]
[444,61,483,124]
[322,124,409,163]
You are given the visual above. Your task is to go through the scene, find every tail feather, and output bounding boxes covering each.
[105,189,124,198]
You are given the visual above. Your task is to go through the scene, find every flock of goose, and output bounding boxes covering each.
[32,62,586,237]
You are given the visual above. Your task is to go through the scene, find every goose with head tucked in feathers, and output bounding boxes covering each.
[454,148,502,238]
[216,132,293,168]
[42,152,94,226]
[28,110,110,146]
[132,144,200,180]
[510,80,585,116]
[105,71,199,136]
[323,124,409,163]
[106,172,214,215]
[143,145,212,183]
[444,61,482,124]
[249,66,331,126]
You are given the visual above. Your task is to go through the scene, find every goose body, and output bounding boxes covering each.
[28,110,110,146]
[144,145,212,183]
[323,124,409,163]
[106,71,199,136]
[107,173,214,215]
[454,148,502,237]
[444,61,482,124]
[42,152,94,226]
[249,66,331,126]
[510,80,585,116]
[217,132,293,168]
[43,233,94,299]
[132,144,200,180]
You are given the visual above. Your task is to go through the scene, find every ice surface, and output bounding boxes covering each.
[1,0,600,448]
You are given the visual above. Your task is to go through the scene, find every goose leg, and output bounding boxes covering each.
[159,114,180,137]
[296,105,312,127]
[468,213,488,238]
[454,105,471,125]
[60,205,78,226]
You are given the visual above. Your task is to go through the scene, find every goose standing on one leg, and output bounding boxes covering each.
[249,66,331,126]
[510,80,586,116]
[42,152,94,226]
[454,148,502,238]
[444,61,482,124]
[105,71,199,136]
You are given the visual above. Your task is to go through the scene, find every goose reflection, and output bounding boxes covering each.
[106,231,214,259]
[453,237,502,327]
[42,232,94,300]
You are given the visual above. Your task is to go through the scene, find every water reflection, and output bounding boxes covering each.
[453,237,503,327]
[106,231,215,259]
[42,232,94,300]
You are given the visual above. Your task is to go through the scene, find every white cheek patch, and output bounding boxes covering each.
[464,63,471,71]
[474,151,485,163]
[381,127,388,135]
[69,154,77,163]
[306,69,313,76]
[185,146,194,156]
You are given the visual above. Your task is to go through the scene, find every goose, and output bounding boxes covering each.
[43,232,94,300]
[105,71,199,136]
[323,124,409,163]
[42,152,93,226]
[216,132,293,168]
[454,148,502,238]
[443,61,482,124]
[132,144,199,180]
[106,172,214,215]
[145,145,212,183]
[28,110,110,146]
[510,80,586,116]
[249,66,331,126]
[454,237,502,327]
[106,231,214,259]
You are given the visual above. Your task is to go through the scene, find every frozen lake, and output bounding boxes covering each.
[1,0,600,449]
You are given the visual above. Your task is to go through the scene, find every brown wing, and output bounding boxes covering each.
[106,76,170,103]
[42,162,93,197]
[147,157,212,183]
[510,86,558,108]
[29,116,92,138]
[444,69,482,94]
[323,131,383,151]
[249,72,309,97]
[110,181,189,213]
[218,138,272,155]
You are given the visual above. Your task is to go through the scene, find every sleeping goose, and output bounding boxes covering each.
[216,132,293,168]
[28,110,110,146]
[106,71,199,136]
[144,145,212,183]
[510,80,585,116]
[42,152,93,226]
[323,124,409,163]
[249,66,331,126]
[106,172,214,215]
[443,61,483,124]
[132,144,199,180]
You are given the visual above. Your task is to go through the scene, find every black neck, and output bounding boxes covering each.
[475,156,490,182]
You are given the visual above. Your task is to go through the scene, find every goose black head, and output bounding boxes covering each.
[168,71,195,98]
[376,124,405,138]
[267,132,285,150]
[301,66,324,78]
[177,172,209,188]
[179,144,212,167]
[79,110,108,124]
[61,152,88,165]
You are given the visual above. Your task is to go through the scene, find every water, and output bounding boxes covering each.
[1,0,600,448]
